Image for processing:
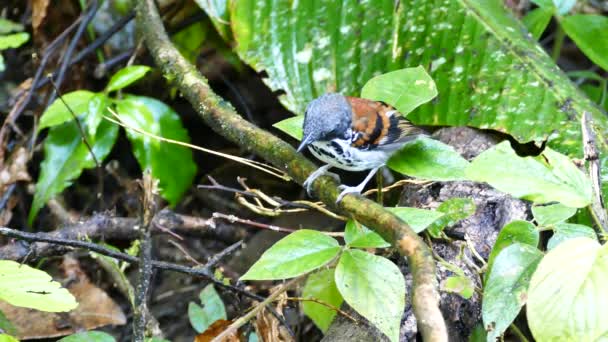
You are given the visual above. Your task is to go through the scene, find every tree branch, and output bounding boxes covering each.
[135,0,446,340]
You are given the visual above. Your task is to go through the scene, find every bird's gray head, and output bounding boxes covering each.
[297,93,352,152]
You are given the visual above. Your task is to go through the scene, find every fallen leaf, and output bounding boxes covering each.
[194,319,238,342]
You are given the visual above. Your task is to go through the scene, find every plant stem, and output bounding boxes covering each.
[551,23,565,62]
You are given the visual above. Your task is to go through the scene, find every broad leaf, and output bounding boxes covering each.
[58,331,116,342]
[241,230,340,280]
[0,335,18,342]
[188,284,227,333]
[531,203,576,226]
[302,268,343,332]
[485,220,539,282]
[0,33,29,50]
[105,65,151,92]
[482,244,543,342]
[522,7,554,40]
[344,219,390,248]
[221,0,608,201]
[0,18,23,34]
[561,15,608,71]
[335,250,405,342]
[360,66,437,116]
[527,238,608,341]
[388,207,445,233]
[387,137,469,181]
[29,119,118,223]
[115,95,196,205]
[427,197,476,237]
[547,223,597,250]
[273,116,303,141]
[466,142,592,207]
[0,260,78,312]
[38,90,95,130]
[86,93,109,137]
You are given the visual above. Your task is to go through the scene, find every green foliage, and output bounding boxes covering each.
[360,66,437,116]
[188,285,227,333]
[560,15,608,71]
[302,268,343,332]
[442,275,474,300]
[466,142,592,208]
[105,65,151,92]
[485,220,539,282]
[0,335,18,342]
[344,220,390,248]
[531,203,577,226]
[522,6,554,40]
[0,19,29,72]
[483,244,543,342]
[0,310,16,336]
[547,223,597,250]
[0,260,78,312]
[273,116,303,141]
[387,207,445,233]
[527,238,608,341]
[58,331,115,342]
[240,230,341,280]
[426,198,476,237]
[335,250,405,342]
[31,65,196,222]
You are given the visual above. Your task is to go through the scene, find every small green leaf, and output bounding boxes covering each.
[85,93,109,137]
[387,137,469,181]
[0,310,16,336]
[105,65,151,92]
[0,334,18,342]
[241,230,340,280]
[29,119,118,223]
[531,203,577,226]
[427,198,476,237]
[0,260,78,312]
[466,142,592,208]
[522,7,554,40]
[38,90,96,130]
[483,244,543,342]
[0,18,24,34]
[172,22,208,64]
[527,238,608,341]
[442,275,474,299]
[115,95,196,205]
[335,250,405,342]
[273,116,304,141]
[361,66,437,116]
[188,284,227,333]
[58,331,116,342]
[561,15,608,71]
[388,207,445,233]
[486,220,539,282]
[302,268,343,332]
[344,220,390,248]
[547,223,597,250]
[0,32,29,50]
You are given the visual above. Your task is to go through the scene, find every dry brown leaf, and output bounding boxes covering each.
[194,319,239,342]
[31,0,51,34]
[254,307,293,342]
[0,147,31,191]
[0,256,126,339]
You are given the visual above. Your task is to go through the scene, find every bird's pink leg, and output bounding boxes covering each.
[336,166,381,203]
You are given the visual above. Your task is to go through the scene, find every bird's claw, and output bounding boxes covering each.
[336,185,364,204]
[303,165,339,196]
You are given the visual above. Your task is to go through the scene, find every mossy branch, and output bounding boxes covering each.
[135,0,446,340]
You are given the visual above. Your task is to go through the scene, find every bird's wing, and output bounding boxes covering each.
[346,96,427,150]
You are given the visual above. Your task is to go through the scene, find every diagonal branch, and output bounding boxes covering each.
[135,0,446,340]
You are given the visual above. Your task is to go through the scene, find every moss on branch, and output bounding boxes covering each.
[135,1,447,340]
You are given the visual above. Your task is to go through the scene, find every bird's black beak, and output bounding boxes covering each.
[297,134,313,153]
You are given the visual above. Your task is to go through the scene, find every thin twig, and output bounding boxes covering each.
[211,276,303,342]
[204,240,243,269]
[581,111,608,236]
[284,297,358,323]
[168,240,203,265]
[212,212,344,237]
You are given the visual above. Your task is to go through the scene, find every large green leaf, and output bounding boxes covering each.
[466,142,592,207]
[485,220,539,282]
[561,15,608,71]
[220,0,608,197]
[241,230,341,280]
[531,203,577,226]
[335,250,405,342]
[115,95,197,205]
[0,260,78,312]
[546,223,597,250]
[38,90,96,130]
[527,238,608,341]
[344,219,390,249]
[302,268,343,332]
[482,244,543,342]
[29,119,118,223]
[188,284,227,333]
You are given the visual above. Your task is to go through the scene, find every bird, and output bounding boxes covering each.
[297,93,427,203]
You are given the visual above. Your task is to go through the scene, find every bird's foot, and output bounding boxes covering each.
[303,165,339,196]
[336,184,366,203]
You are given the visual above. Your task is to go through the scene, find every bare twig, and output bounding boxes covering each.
[581,111,608,236]
[212,212,344,237]
[284,297,358,323]
[204,240,244,269]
